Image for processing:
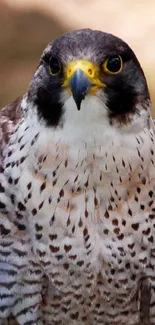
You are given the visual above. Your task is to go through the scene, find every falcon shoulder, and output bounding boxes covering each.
[0,98,23,159]
[0,98,23,142]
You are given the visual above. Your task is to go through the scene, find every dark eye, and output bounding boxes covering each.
[49,56,61,75]
[103,55,123,74]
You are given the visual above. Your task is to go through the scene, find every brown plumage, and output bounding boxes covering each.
[0,29,155,325]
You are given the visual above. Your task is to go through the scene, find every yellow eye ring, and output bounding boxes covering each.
[49,56,61,76]
[103,55,123,75]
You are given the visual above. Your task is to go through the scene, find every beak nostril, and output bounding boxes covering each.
[88,68,93,75]
[67,69,72,77]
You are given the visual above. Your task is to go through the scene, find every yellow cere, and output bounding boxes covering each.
[62,59,106,94]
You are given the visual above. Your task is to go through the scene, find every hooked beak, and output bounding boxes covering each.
[62,60,106,110]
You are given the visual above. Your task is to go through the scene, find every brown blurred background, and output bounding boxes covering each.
[0,0,155,114]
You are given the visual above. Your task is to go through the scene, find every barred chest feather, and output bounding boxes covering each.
[1,111,155,324]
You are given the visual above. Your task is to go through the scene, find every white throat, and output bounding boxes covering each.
[18,95,153,183]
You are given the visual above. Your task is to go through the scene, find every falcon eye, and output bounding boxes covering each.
[49,56,61,75]
[103,55,123,74]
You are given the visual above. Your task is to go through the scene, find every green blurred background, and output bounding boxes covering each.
[0,0,155,115]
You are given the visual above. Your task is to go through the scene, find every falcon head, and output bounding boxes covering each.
[27,29,150,129]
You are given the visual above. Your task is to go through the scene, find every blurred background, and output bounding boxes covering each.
[0,0,155,114]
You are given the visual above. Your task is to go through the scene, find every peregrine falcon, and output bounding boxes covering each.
[0,28,154,325]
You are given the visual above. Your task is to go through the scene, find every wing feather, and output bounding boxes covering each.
[0,97,23,159]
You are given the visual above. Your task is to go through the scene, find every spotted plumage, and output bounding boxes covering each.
[0,28,155,325]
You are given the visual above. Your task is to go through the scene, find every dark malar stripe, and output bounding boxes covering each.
[0,202,6,209]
